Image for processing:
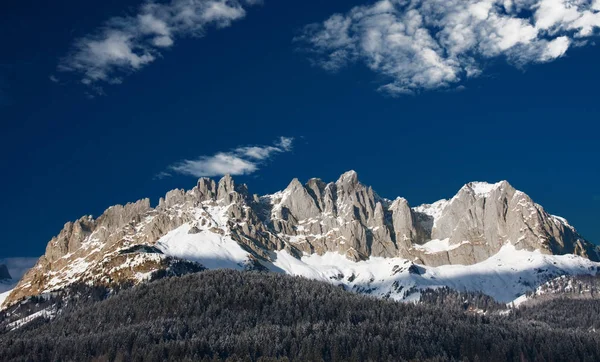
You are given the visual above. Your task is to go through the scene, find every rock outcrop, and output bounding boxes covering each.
[412,181,599,265]
[4,171,597,308]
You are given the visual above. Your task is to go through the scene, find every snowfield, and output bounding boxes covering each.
[412,238,470,254]
[156,223,251,271]
[269,244,599,303]
[156,221,599,304]
[0,290,11,307]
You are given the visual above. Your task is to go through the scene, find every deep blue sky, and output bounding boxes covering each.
[1,0,599,258]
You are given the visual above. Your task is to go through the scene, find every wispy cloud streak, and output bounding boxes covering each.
[162,137,294,178]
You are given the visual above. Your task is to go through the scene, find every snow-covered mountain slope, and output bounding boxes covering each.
[0,291,11,308]
[270,245,598,303]
[129,221,600,303]
[0,259,38,304]
[3,172,598,309]
[156,224,253,270]
[511,273,600,307]
[125,220,600,304]
[0,274,14,307]
[0,284,11,297]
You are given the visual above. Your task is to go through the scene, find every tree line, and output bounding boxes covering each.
[1,270,600,361]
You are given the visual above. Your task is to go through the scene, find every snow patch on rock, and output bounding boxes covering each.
[468,181,505,196]
[413,239,469,254]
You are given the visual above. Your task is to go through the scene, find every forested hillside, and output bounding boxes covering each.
[2,270,600,361]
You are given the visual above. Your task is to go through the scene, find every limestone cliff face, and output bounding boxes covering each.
[4,171,597,307]
[266,171,428,261]
[264,174,598,266]
[412,181,599,266]
[4,175,287,307]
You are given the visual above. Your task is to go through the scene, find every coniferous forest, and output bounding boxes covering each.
[2,270,600,361]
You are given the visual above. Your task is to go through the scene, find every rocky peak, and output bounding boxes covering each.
[389,197,410,210]
[4,171,598,309]
[44,215,96,263]
[389,198,422,249]
[306,178,326,194]
[196,177,217,201]
[216,175,250,205]
[336,170,359,188]
[460,180,513,198]
[286,178,304,191]
[373,201,386,224]
[265,173,596,265]
[159,176,250,208]
[217,175,235,199]
[421,179,600,265]
[276,178,321,221]
[100,199,151,229]
[160,189,186,209]
[305,178,327,211]
[333,171,376,222]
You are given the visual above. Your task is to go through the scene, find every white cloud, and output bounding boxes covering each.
[153,171,173,180]
[299,0,600,94]
[172,153,259,177]
[165,137,294,178]
[541,35,571,60]
[59,0,258,89]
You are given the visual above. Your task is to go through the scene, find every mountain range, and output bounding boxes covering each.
[2,171,599,309]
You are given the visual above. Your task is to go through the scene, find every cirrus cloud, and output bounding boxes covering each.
[161,136,294,178]
[298,0,600,94]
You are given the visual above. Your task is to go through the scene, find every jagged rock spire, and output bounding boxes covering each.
[4,171,597,308]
